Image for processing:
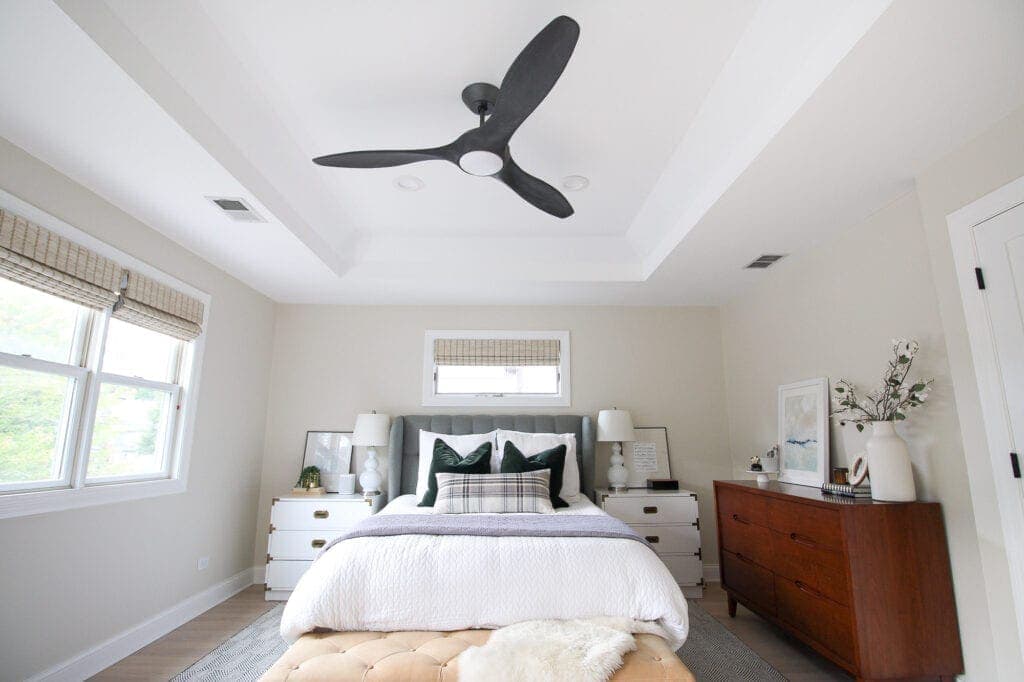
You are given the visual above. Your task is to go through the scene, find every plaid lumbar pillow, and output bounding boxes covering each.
[433,471,555,514]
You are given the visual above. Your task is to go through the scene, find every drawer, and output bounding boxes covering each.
[269,530,346,560]
[719,507,773,569]
[767,498,843,552]
[659,553,703,585]
[716,485,770,527]
[271,499,372,530]
[631,523,700,554]
[266,560,312,590]
[721,550,776,616]
[770,530,849,605]
[603,495,697,524]
[775,575,855,664]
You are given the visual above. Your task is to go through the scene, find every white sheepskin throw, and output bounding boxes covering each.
[457,618,638,682]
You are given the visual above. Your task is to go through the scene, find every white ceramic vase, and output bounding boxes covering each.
[850,421,916,502]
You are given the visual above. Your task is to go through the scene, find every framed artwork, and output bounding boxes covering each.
[302,431,353,493]
[625,426,672,488]
[777,378,830,487]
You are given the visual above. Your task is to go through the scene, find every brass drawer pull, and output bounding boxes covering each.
[731,513,750,525]
[789,532,817,548]
[313,510,329,519]
[643,506,658,514]
[311,539,326,549]
[795,580,827,601]
[645,535,660,543]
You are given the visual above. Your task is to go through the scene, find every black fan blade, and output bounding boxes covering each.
[484,16,580,145]
[313,147,452,168]
[495,158,573,218]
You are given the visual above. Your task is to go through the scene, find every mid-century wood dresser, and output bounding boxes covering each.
[713,480,963,681]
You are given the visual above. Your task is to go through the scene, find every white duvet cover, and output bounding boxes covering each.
[280,495,689,648]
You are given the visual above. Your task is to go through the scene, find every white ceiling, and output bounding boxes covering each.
[1,0,1022,304]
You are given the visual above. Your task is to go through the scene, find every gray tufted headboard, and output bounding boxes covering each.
[387,415,596,502]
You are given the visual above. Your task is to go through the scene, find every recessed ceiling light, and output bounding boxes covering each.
[562,175,589,191]
[393,175,425,191]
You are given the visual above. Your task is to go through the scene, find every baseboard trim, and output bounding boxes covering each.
[29,567,254,682]
[253,564,266,585]
[703,563,720,583]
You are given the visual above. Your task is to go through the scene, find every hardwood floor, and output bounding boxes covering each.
[90,585,275,681]
[95,582,852,681]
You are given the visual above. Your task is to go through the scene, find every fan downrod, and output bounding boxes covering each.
[461,82,500,119]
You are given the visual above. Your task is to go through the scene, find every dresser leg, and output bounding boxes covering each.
[727,595,737,617]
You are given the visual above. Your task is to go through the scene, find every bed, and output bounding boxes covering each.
[263,415,693,681]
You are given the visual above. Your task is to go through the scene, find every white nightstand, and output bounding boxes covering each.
[596,487,704,598]
[265,493,384,601]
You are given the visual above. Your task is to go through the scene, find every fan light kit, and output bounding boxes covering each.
[313,16,580,218]
[393,175,425,191]
[562,175,590,191]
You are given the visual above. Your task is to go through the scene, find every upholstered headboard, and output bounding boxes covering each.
[387,415,596,502]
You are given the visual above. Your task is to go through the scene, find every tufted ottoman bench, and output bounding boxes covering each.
[260,629,694,681]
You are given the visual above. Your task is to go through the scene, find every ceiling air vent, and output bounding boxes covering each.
[207,196,265,223]
[745,254,785,269]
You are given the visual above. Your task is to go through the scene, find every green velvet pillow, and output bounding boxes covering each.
[418,438,492,507]
[500,441,569,508]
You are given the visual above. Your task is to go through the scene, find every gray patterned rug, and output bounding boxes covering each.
[171,600,784,681]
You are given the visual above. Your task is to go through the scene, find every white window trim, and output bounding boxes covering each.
[422,330,571,407]
[0,189,210,520]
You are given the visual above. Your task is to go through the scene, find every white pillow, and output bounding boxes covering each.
[416,430,497,499]
[495,429,580,502]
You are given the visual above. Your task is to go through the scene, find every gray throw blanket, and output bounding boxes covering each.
[318,513,651,558]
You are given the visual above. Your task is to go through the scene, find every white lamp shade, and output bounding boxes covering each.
[597,409,635,442]
[353,412,390,446]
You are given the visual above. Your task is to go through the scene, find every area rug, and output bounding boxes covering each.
[171,601,784,681]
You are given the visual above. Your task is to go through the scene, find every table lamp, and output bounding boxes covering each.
[353,410,390,497]
[598,408,635,492]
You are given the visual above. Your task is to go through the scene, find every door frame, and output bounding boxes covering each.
[947,174,1024,657]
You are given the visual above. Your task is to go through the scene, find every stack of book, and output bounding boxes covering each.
[821,482,872,498]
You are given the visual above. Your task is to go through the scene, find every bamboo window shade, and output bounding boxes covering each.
[0,207,205,340]
[433,338,561,366]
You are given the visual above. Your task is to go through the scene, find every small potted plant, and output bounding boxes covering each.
[831,339,932,501]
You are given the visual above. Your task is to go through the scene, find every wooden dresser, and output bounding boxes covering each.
[714,480,963,681]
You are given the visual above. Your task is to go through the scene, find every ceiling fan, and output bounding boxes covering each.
[313,15,580,218]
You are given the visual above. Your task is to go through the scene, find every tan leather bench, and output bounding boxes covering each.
[261,629,694,681]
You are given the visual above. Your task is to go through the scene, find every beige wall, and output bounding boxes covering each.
[0,139,276,680]
[254,305,731,567]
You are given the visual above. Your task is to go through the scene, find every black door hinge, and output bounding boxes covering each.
[1011,452,1021,479]
[975,267,986,290]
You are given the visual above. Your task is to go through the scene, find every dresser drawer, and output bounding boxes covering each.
[269,530,346,560]
[271,499,372,530]
[631,523,700,554]
[716,485,770,527]
[719,507,773,568]
[602,495,697,524]
[775,576,855,664]
[660,553,703,585]
[722,550,776,616]
[768,498,843,552]
[266,560,312,590]
[770,530,848,605]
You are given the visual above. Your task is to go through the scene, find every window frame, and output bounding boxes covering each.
[421,330,571,408]
[0,190,209,520]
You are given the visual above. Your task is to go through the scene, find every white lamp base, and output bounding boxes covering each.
[360,447,382,497]
[607,441,629,492]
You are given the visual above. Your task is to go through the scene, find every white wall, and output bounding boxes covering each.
[0,138,276,681]
[254,305,731,568]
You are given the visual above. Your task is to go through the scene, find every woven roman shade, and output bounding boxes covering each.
[433,338,560,366]
[0,208,121,309]
[113,270,205,341]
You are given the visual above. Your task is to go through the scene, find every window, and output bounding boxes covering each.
[422,331,570,407]
[0,196,207,519]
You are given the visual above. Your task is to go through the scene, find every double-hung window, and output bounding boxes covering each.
[0,201,207,518]
[422,330,570,407]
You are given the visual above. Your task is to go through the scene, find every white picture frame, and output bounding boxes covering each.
[777,378,830,487]
[302,431,353,493]
[625,426,672,488]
